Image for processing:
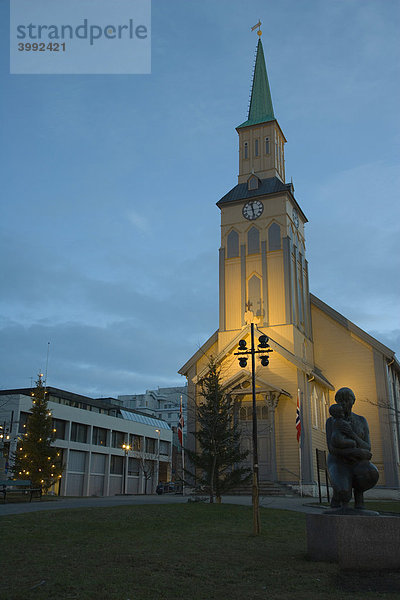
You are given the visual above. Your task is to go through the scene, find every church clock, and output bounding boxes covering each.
[242,200,264,220]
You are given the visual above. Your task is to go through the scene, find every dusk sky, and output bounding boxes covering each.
[1,0,399,398]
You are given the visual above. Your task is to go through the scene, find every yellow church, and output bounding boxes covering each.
[179,38,400,495]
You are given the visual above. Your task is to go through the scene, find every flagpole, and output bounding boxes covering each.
[298,389,303,497]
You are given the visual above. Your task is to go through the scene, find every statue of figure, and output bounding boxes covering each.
[326,387,379,511]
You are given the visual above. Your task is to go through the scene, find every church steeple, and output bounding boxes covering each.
[237,39,275,129]
[236,40,286,184]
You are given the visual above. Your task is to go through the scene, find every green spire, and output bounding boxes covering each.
[237,39,275,129]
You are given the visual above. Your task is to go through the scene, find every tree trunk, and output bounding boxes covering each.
[209,455,216,503]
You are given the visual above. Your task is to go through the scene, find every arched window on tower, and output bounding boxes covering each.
[248,274,262,317]
[244,142,248,160]
[265,137,270,154]
[227,229,239,258]
[255,139,259,157]
[268,223,281,251]
[247,226,260,254]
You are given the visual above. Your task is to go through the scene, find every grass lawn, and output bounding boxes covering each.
[1,503,399,600]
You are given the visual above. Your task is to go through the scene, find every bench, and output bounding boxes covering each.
[0,480,42,503]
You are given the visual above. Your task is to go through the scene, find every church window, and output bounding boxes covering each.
[255,139,259,157]
[247,226,260,254]
[227,229,239,258]
[248,175,259,191]
[244,142,248,159]
[321,392,328,430]
[248,274,262,316]
[268,223,281,251]
[312,387,319,429]
[265,137,270,154]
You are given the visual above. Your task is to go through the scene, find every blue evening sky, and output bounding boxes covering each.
[1,0,399,396]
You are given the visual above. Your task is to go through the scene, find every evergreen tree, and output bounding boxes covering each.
[186,358,250,503]
[12,374,63,492]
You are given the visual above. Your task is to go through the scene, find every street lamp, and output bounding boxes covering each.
[155,429,161,493]
[122,442,131,494]
[234,323,273,535]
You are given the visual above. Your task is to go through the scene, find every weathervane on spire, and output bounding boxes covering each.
[251,20,262,37]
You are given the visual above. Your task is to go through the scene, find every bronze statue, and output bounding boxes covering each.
[326,387,379,512]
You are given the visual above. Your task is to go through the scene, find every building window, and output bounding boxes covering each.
[247,226,260,254]
[69,449,86,472]
[244,142,248,159]
[265,137,270,154]
[70,423,88,444]
[321,392,328,430]
[92,426,107,446]
[248,175,259,191]
[227,229,239,259]
[52,418,66,440]
[248,274,262,317]
[111,430,125,449]
[146,438,156,454]
[128,457,140,476]
[159,441,170,456]
[110,455,123,475]
[130,434,142,451]
[18,411,30,434]
[254,139,259,157]
[312,387,319,429]
[268,223,281,251]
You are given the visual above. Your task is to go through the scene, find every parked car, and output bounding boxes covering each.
[156,482,175,495]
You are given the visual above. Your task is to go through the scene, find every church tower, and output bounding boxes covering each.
[217,38,312,365]
[180,34,400,494]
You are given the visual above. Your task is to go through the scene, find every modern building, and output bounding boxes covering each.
[118,385,187,435]
[0,386,172,496]
[179,38,400,495]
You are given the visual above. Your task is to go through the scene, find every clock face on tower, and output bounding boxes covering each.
[242,200,264,220]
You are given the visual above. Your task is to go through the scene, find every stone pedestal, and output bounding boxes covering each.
[306,514,400,570]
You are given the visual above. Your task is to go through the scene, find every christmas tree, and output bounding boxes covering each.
[186,358,250,503]
[12,374,63,492]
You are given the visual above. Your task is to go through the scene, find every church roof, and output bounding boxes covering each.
[310,295,396,360]
[217,176,291,207]
[237,39,275,129]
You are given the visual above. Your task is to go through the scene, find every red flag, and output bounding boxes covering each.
[178,397,184,447]
[296,390,301,443]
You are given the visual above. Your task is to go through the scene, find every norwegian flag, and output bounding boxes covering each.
[296,390,301,443]
[178,397,184,447]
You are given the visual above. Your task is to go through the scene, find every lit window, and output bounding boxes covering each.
[248,275,262,317]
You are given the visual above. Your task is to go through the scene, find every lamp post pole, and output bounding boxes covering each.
[122,442,131,494]
[155,429,160,493]
[250,323,260,535]
[234,322,273,535]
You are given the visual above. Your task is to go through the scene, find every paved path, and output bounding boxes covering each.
[0,493,325,517]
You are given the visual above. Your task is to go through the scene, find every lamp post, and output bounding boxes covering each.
[122,442,131,494]
[155,428,160,493]
[234,322,273,535]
